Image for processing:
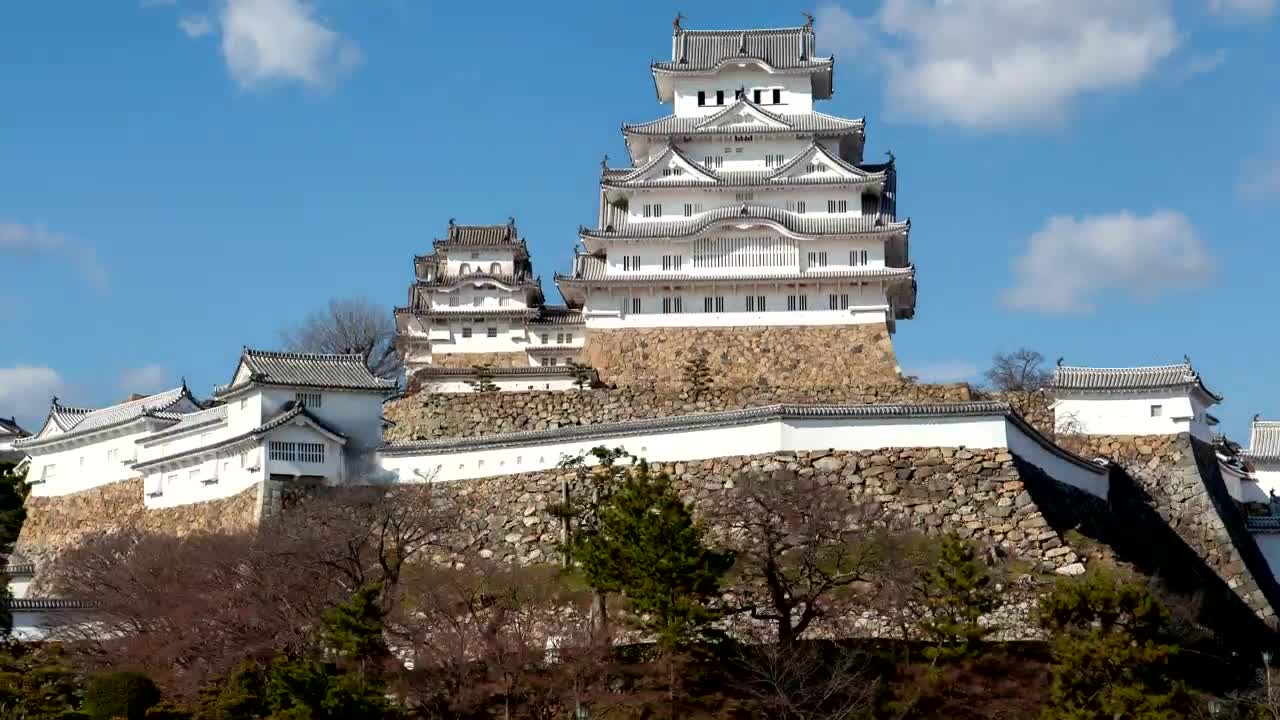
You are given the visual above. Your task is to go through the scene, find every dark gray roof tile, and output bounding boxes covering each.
[1051,363,1221,401]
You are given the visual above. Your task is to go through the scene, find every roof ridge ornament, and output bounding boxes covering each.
[802,11,814,29]
[673,12,685,32]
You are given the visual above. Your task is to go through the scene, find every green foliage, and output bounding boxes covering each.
[0,642,83,719]
[0,461,27,547]
[265,656,395,720]
[1036,569,1192,719]
[570,460,733,650]
[82,671,161,720]
[194,662,268,720]
[464,365,499,393]
[566,361,594,390]
[681,349,712,398]
[321,584,388,671]
[918,535,997,662]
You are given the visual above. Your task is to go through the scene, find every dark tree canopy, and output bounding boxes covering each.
[983,348,1051,393]
[280,297,401,382]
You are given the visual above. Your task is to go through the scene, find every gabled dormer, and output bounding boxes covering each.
[693,98,794,132]
[770,143,877,183]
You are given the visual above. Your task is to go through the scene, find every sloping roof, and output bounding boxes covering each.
[215,348,398,397]
[529,305,585,325]
[603,143,884,191]
[132,402,346,471]
[431,221,524,249]
[1245,420,1280,462]
[140,404,229,444]
[558,253,914,285]
[1051,362,1222,402]
[416,273,538,289]
[15,387,195,449]
[657,27,830,73]
[0,417,26,437]
[586,203,908,240]
[623,107,863,138]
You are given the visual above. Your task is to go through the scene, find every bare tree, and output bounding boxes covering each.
[983,348,1051,393]
[280,297,401,381]
[730,632,878,720]
[713,470,890,647]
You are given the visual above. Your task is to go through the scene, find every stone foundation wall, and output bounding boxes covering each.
[14,479,261,587]
[582,324,901,390]
[427,352,533,369]
[385,382,973,442]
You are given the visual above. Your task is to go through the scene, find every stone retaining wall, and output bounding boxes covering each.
[14,479,261,588]
[582,324,901,390]
[385,382,973,442]
[427,352,536,369]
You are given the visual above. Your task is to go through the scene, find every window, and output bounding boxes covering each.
[787,295,809,311]
[1150,404,1163,417]
[661,296,683,313]
[240,398,247,410]
[704,296,725,312]
[470,251,480,259]
[165,473,177,488]
[541,357,553,367]
[716,90,724,105]
[449,296,460,307]
[734,88,744,100]
[642,203,662,217]
[240,451,247,469]
[827,199,848,213]
[621,255,642,271]
[461,327,472,338]
[269,441,323,463]
[828,294,851,310]
[786,200,807,213]
[697,90,706,106]
[472,296,482,307]
[486,327,498,338]
[807,251,828,268]
[683,202,703,217]
[733,134,753,143]
[765,154,784,167]
[565,333,573,342]
[734,192,755,202]
[746,295,766,312]
[702,155,723,169]
[42,464,56,481]
[850,249,869,266]
[294,392,322,408]
[541,333,549,344]
[298,443,324,463]
[661,166,684,177]
[79,455,85,469]
[662,255,683,271]
[630,297,642,314]
[772,88,782,104]
[556,333,565,343]
[189,469,199,483]
[107,448,118,463]
[498,296,509,307]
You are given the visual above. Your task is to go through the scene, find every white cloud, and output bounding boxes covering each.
[179,14,214,38]
[1180,48,1228,79]
[1002,210,1213,314]
[117,365,170,395]
[905,361,979,383]
[0,366,67,430]
[1208,0,1277,18]
[0,220,107,289]
[819,1,1181,129]
[217,0,362,90]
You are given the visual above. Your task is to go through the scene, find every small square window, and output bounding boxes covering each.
[1150,404,1163,417]
[486,327,498,338]
[462,327,472,338]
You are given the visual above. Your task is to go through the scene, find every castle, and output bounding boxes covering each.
[9,20,1280,646]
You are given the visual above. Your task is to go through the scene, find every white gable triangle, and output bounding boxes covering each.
[635,147,718,183]
[696,101,792,131]
[771,144,869,182]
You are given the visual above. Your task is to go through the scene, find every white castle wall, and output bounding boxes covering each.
[671,71,815,116]
[1054,391,1214,441]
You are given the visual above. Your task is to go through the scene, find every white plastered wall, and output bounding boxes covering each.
[1053,391,1213,440]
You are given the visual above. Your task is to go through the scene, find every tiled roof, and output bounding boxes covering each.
[431,221,523,249]
[15,387,194,449]
[215,349,398,397]
[1245,420,1280,462]
[529,306,585,325]
[0,416,26,437]
[4,598,94,610]
[397,307,537,318]
[603,143,884,190]
[418,366,578,378]
[558,254,914,285]
[623,107,863,138]
[1247,516,1280,533]
[1051,362,1222,401]
[382,401,1109,478]
[133,402,345,471]
[140,405,228,444]
[586,203,908,240]
[417,273,538,289]
[657,27,830,73]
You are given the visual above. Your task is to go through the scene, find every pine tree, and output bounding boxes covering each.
[0,461,28,547]
[567,360,595,390]
[1037,569,1192,719]
[82,671,161,720]
[570,460,733,650]
[918,534,997,661]
[322,583,389,676]
[681,349,712,399]
[465,364,500,393]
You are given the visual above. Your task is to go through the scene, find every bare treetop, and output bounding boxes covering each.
[983,348,1051,393]
[280,297,402,382]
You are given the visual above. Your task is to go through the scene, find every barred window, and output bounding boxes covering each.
[850,249,869,266]
[486,327,498,338]
[622,255,642,271]
[734,192,754,202]
[661,296,683,314]
[807,251,828,268]
[786,200,807,213]
[642,203,663,218]
[662,255,683,271]
[828,294,851,310]
[827,199,849,213]
[703,296,725,313]
[298,443,324,463]
[461,327,472,338]
[787,295,808,311]
[270,441,324,464]
[745,295,766,312]
[295,392,322,408]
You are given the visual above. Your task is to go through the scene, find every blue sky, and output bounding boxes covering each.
[1,0,1278,440]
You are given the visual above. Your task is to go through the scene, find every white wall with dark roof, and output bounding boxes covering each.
[1053,390,1214,440]
[672,71,814,116]
[27,426,154,497]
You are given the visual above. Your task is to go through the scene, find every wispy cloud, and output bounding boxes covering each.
[1179,48,1228,80]
[0,220,107,290]
[117,364,170,395]
[1002,210,1213,314]
[904,361,979,383]
[818,1,1181,130]
[178,14,214,38]
[0,366,67,430]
